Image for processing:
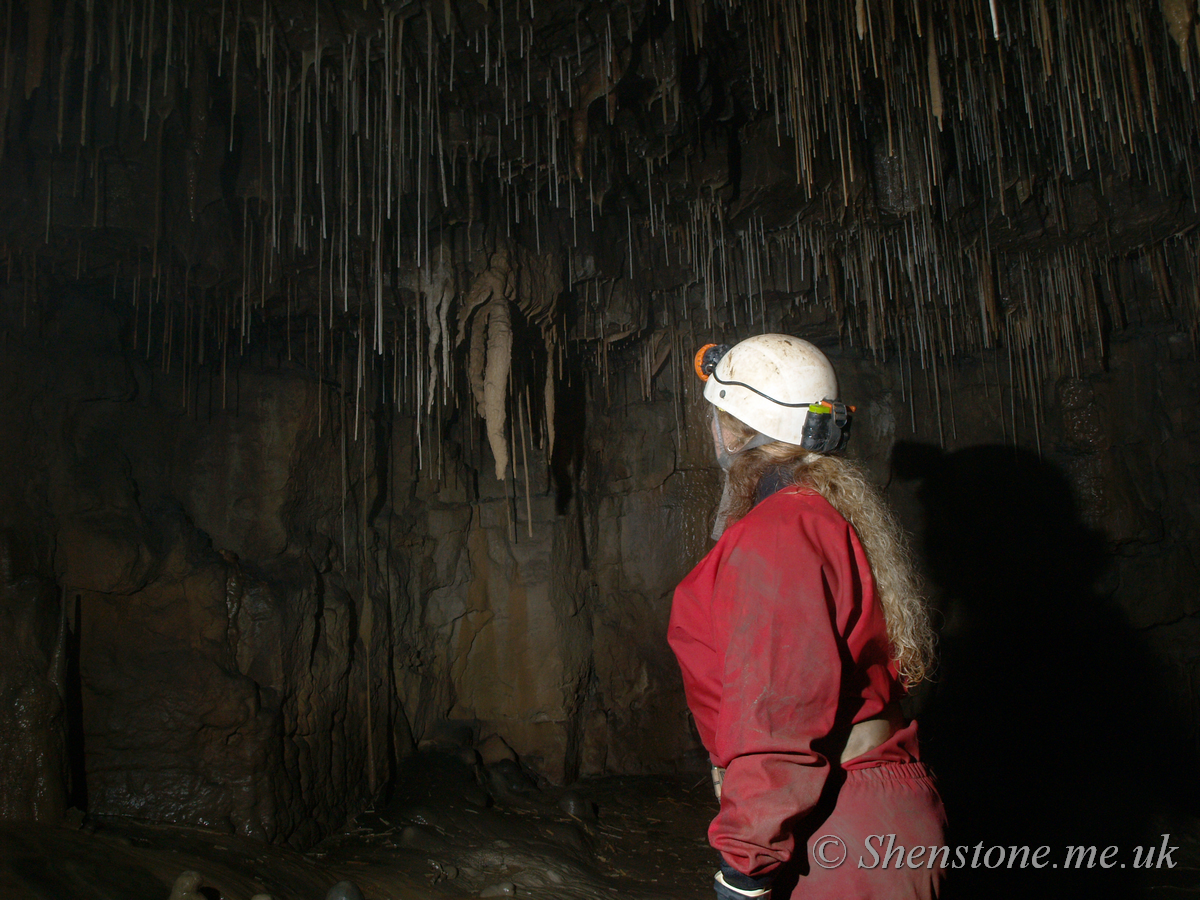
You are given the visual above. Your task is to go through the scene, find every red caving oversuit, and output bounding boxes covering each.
[669,486,946,899]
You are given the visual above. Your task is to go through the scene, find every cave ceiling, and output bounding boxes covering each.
[1,0,1199,451]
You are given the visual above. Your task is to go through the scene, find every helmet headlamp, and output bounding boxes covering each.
[800,401,854,453]
[694,343,732,381]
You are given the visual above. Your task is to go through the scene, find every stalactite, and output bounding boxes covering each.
[482,294,513,482]
[542,329,557,464]
[422,241,455,413]
[1163,0,1195,71]
[518,386,533,538]
[0,0,1197,467]
[926,7,943,131]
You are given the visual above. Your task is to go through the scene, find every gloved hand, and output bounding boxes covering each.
[713,860,773,900]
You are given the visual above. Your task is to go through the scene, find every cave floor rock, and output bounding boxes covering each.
[2,751,1199,900]
[315,752,717,900]
[0,752,717,900]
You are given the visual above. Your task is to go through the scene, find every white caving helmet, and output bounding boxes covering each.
[694,334,852,452]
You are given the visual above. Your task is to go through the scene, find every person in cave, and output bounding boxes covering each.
[668,334,944,900]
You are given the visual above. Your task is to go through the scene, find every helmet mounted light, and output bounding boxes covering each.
[800,400,854,453]
[694,344,731,381]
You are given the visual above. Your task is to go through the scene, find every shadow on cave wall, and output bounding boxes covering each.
[893,442,1198,900]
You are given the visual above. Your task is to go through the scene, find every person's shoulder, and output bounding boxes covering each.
[760,485,844,522]
[723,487,846,543]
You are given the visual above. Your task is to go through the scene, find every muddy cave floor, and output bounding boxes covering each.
[4,750,1200,900]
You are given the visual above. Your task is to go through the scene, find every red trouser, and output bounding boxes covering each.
[785,762,946,900]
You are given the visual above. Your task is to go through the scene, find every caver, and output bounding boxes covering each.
[670,334,946,900]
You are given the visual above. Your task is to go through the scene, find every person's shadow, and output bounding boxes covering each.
[892,442,1196,899]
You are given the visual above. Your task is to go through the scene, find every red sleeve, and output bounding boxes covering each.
[668,490,875,878]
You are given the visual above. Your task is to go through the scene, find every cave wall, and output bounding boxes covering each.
[2,258,1198,845]
[0,281,601,838]
[390,435,594,784]
[0,289,395,844]
[0,533,66,823]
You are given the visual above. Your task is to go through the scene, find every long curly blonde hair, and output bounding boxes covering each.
[716,410,936,688]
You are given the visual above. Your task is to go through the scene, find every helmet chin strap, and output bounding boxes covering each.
[711,415,774,539]
[712,414,773,471]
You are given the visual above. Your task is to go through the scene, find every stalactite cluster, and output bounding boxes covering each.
[0,0,1197,478]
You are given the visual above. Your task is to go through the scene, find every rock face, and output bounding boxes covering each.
[0,288,605,839]
[0,293,390,843]
[393,479,593,785]
[0,534,68,822]
[1,282,1198,851]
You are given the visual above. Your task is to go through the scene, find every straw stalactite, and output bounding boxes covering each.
[0,0,1197,480]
